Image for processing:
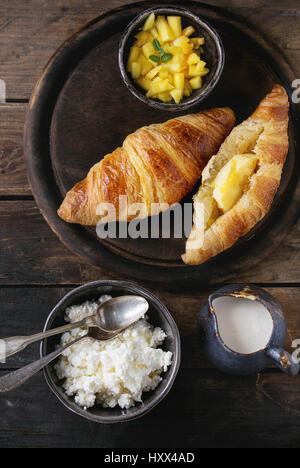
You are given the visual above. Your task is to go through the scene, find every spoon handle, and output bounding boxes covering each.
[0,318,93,361]
[0,336,87,392]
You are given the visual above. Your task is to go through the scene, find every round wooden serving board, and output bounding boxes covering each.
[24,0,300,285]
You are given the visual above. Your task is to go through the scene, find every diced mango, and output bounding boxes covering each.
[139,54,152,74]
[174,72,185,90]
[128,45,140,64]
[171,53,185,65]
[157,92,173,102]
[134,31,150,46]
[163,63,182,73]
[173,35,192,54]
[182,26,195,37]
[156,16,174,42]
[170,88,183,104]
[127,14,210,105]
[147,79,174,97]
[213,154,258,212]
[189,61,206,76]
[190,37,205,48]
[150,27,159,39]
[167,16,182,38]
[189,76,202,89]
[199,67,210,77]
[158,68,169,79]
[183,80,192,96]
[143,13,155,31]
[131,62,141,79]
[136,76,152,91]
[187,53,200,65]
[146,65,162,80]
[142,41,155,58]
[152,76,163,84]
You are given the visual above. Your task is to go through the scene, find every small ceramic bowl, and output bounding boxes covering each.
[40,280,181,423]
[118,6,225,111]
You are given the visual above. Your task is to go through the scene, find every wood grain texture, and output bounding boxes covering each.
[0,0,300,448]
[0,103,30,196]
[0,368,300,448]
[0,201,299,284]
[0,0,299,100]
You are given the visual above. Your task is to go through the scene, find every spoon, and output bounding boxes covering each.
[0,295,148,361]
[0,296,149,392]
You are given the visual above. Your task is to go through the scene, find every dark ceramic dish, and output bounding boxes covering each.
[40,280,181,423]
[198,284,299,376]
[118,6,225,111]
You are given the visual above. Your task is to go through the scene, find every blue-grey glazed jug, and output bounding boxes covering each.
[198,284,299,376]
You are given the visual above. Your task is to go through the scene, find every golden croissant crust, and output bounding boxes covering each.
[182,85,289,265]
[57,108,235,225]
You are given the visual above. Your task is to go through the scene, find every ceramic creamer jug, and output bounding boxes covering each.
[198,284,299,376]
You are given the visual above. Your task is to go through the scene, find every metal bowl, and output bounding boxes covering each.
[41,280,181,423]
[118,6,225,111]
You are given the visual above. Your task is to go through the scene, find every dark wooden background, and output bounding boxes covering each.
[0,0,300,448]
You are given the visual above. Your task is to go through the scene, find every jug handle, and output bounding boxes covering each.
[265,346,299,375]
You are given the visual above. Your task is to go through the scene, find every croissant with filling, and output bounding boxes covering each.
[57,108,235,225]
[182,85,289,265]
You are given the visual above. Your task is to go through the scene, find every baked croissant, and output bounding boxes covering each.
[182,85,289,265]
[58,108,235,225]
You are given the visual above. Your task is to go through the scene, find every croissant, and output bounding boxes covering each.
[58,108,235,225]
[182,85,289,265]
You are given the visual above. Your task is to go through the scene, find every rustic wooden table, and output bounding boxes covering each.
[0,0,299,448]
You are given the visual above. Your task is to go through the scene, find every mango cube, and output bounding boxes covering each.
[190,37,205,48]
[156,16,174,42]
[131,62,141,79]
[189,61,206,76]
[142,41,155,58]
[146,65,162,80]
[173,35,192,54]
[187,53,200,65]
[134,31,150,46]
[174,72,185,90]
[136,76,152,91]
[150,27,159,39]
[147,79,174,97]
[183,80,193,96]
[170,88,183,104]
[167,16,182,38]
[157,92,173,102]
[128,45,140,64]
[199,67,210,77]
[143,13,155,31]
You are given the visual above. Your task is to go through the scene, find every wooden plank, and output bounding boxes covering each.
[0,103,30,196]
[0,200,299,285]
[0,1,299,100]
[0,286,300,369]
[0,367,299,447]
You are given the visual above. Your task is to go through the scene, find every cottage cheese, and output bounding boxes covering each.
[55,295,172,409]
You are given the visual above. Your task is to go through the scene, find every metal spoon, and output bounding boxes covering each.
[0,295,148,361]
[0,296,149,393]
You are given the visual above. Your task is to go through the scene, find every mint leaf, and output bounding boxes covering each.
[153,39,162,51]
[161,53,173,63]
[149,55,160,63]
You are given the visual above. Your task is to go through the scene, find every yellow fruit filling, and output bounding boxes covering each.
[127,13,210,104]
[213,154,258,213]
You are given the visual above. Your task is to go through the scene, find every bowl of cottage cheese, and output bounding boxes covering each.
[40,280,181,423]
